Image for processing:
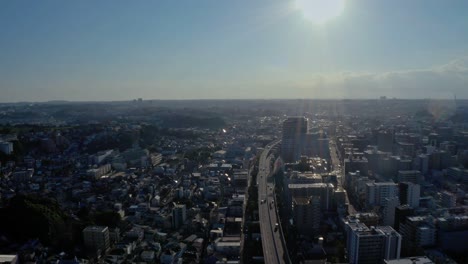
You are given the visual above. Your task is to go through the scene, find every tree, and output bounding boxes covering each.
[0,195,67,246]
[93,211,121,228]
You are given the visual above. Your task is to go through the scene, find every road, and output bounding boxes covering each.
[329,138,356,214]
[257,141,288,264]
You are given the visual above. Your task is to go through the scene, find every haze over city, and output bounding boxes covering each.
[1,1,468,264]
[1,0,468,102]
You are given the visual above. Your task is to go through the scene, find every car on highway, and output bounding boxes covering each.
[274,223,279,232]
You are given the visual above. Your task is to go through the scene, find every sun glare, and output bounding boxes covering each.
[295,0,345,24]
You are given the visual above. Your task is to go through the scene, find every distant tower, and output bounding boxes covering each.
[454,93,458,111]
[281,117,308,162]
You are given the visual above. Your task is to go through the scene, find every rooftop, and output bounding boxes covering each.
[384,256,434,264]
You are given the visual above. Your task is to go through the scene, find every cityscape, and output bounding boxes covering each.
[1,0,468,263]
[0,99,467,264]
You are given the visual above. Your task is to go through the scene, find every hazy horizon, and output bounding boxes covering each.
[2,0,468,102]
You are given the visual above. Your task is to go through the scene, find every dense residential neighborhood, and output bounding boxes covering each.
[0,99,467,264]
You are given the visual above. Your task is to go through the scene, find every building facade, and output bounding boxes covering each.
[83,226,110,253]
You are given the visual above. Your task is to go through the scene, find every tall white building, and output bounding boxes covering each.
[346,223,401,264]
[379,226,402,261]
[366,182,399,208]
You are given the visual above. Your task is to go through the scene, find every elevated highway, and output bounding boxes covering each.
[257,141,290,264]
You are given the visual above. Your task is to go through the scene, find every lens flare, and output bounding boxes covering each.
[295,0,345,24]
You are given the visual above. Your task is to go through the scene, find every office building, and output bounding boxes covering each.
[440,191,456,208]
[292,196,321,236]
[347,224,401,264]
[281,117,308,162]
[346,213,380,228]
[213,237,241,256]
[172,203,187,229]
[397,170,422,184]
[446,167,468,182]
[0,141,13,155]
[83,226,110,253]
[399,216,436,255]
[437,215,468,253]
[303,132,330,160]
[415,154,429,175]
[384,256,434,264]
[366,182,399,208]
[399,182,420,208]
[377,130,394,152]
[345,220,370,263]
[394,205,414,232]
[344,157,369,176]
[382,197,400,227]
[364,148,389,175]
[0,255,18,264]
[288,183,335,211]
[379,226,402,261]
[87,164,112,179]
[395,142,415,157]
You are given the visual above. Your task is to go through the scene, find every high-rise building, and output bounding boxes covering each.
[303,132,330,159]
[364,148,389,175]
[172,203,187,229]
[345,219,369,259]
[399,182,420,208]
[0,141,13,155]
[83,226,110,253]
[440,191,456,208]
[292,196,321,236]
[384,256,434,264]
[346,213,380,228]
[437,215,468,253]
[415,154,429,175]
[378,226,402,261]
[344,157,369,176]
[281,117,308,162]
[382,197,400,227]
[377,130,394,152]
[394,205,414,232]
[397,170,422,184]
[399,216,436,255]
[288,183,335,211]
[346,224,401,264]
[366,182,399,208]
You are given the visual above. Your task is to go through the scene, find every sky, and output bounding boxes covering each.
[1,0,468,102]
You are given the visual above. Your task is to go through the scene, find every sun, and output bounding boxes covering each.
[295,0,345,24]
